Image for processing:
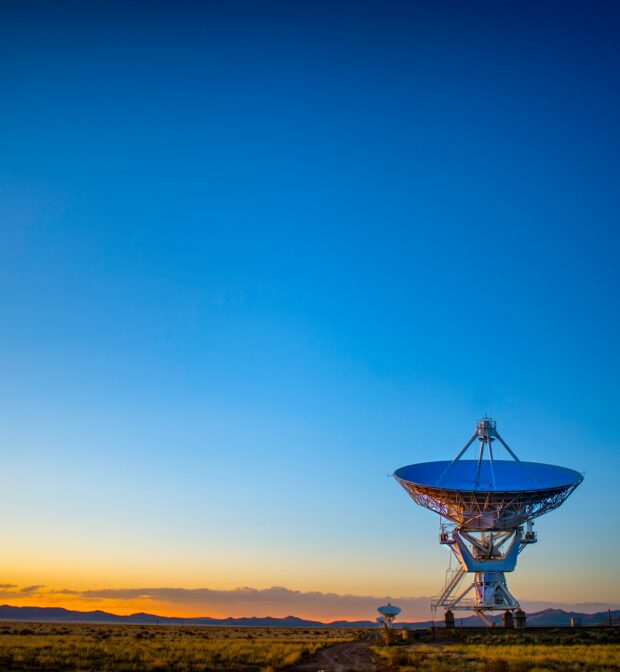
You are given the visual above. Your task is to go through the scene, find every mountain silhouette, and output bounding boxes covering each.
[0,605,617,627]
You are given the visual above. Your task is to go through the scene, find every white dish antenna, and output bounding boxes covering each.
[394,418,583,626]
[377,602,400,629]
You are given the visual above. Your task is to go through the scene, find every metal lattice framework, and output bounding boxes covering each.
[396,479,581,530]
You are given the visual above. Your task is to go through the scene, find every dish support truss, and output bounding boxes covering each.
[398,480,581,531]
[431,523,537,625]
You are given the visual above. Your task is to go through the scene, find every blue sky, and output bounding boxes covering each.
[0,0,619,619]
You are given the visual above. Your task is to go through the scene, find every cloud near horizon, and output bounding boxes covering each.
[0,585,603,621]
[42,586,617,620]
[0,585,45,600]
[73,586,432,619]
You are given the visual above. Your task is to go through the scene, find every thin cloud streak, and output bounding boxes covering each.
[1,584,618,621]
[41,585,620,621]
[73,586,431,620]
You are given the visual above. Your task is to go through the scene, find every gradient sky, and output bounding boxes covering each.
[1,0,619,621]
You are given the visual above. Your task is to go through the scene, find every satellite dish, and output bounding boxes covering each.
[378,602,401,617]
[377,602,400,629]
[395,459,582,531]
[394,418,583,626]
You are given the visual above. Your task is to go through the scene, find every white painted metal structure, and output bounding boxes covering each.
[394,418,583,626]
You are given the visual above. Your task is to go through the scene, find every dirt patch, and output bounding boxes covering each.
[289,641,379,672]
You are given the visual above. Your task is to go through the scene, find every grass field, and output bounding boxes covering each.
[0,622,618,671]
[0,621,355,671]
[373,629,620,672]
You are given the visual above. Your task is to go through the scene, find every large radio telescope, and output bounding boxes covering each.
[394,418,583,626]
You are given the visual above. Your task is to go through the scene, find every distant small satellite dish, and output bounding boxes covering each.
[377,602,400,628]
[377,603,401,617]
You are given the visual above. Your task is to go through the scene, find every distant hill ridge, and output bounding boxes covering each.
[0,605,617,628]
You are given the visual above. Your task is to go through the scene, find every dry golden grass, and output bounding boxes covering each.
[457,643,620,670]
[372,640,620,672]
[0,621,355,671]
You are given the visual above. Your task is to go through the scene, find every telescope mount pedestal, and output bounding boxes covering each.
[432,524,536,626]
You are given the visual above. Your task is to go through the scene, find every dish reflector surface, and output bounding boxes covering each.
[395,460,582,492]
[378,604,401,616]
[395,459,583,530]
